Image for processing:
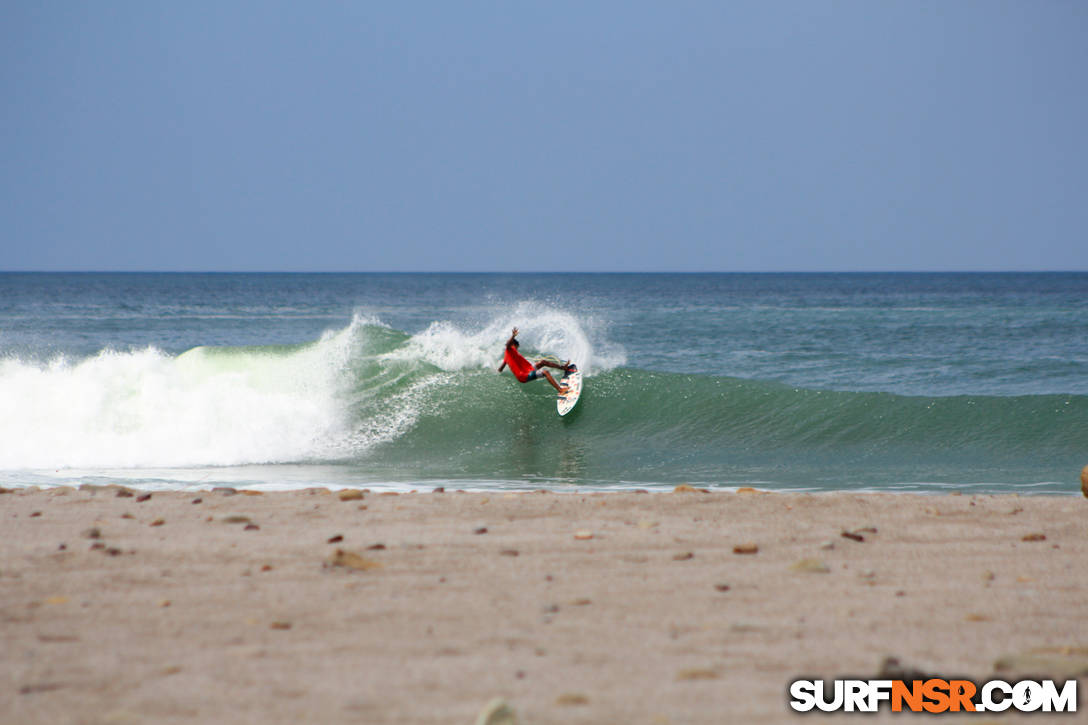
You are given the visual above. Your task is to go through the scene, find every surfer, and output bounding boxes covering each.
[497,327,574,394]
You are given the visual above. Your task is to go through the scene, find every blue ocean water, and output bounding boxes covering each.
[0,272,1084,494]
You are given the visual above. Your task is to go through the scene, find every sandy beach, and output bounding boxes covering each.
[2,486,1086,724]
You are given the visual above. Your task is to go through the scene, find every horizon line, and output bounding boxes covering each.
[2,269,1085,275]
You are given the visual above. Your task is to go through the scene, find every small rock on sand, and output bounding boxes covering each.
[673,484,697,494]
[474,697,518,725]
[555,693,590,706]
[733,543,758,555]
[791,558,830,574]
[1021,533,1046,542]
[574,530,594,540]
[1081,465,1088,498]
[338,490,364,501]
[676,668,720,681]
[329,549,383,571]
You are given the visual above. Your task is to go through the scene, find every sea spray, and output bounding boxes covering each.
[382,301,626,375]
[0,330,356,469]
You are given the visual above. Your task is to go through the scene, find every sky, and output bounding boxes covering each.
[2,1,1086,272]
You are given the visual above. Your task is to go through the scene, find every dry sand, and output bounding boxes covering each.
[1,486,1086,724]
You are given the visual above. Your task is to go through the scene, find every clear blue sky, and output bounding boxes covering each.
[3,1,1086,272]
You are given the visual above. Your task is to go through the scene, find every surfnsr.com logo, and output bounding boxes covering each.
[789,678,1078,713]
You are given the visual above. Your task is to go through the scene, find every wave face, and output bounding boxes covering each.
[1,312,1082,491]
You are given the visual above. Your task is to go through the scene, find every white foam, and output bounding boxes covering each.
[387,302,626,375]
[0,324,361,469]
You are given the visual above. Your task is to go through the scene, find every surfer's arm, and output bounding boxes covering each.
[499,327,518,371]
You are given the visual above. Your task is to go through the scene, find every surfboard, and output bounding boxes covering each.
[557,364,583,416]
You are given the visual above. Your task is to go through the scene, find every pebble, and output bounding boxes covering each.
[150,518,165,527]
[841,530,865,542]
[791,558,830,574]
[673,552,694,561]
[329,549,383,571]
[474,697,519,725]
[243,523,260,531]
[82,527,102,540]
[676,668,720,681]
[733,543,758,555]
[819,540,836,550]
[327,535,343,544]
[270,621,292,630]
[212,487,238,496]
[574,530,594,540]
[338,490,364,502]
[474,527,488,535]
[555,693,589,706]
[136,493,152,502]
[714,583,731,592]
[500,549,519,557]
[673,484,697,494]
[1082,465,1088,498]
[191,498,202,504]
[221,516,251,524]
[1021,533,1046,542]
[115,488,134,498]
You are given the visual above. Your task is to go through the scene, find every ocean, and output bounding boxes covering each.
[1,272,1084,494]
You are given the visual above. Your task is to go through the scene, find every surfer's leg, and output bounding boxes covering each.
[541,370,567,394]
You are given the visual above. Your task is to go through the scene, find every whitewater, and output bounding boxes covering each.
[1,272,1085,493]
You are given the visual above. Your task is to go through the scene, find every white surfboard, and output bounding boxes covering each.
[557,365,583,416]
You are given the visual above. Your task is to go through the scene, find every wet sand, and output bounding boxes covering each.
[1,486,1085,724]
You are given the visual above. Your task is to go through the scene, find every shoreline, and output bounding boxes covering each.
[3,487,1086,723]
